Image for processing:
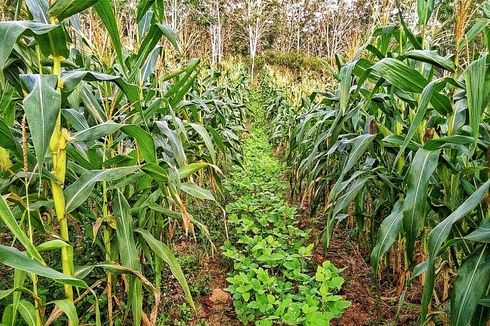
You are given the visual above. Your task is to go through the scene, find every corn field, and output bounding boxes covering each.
[0,0,489,325]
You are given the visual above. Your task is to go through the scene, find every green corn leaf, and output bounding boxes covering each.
[402,50,455,71]
[464,227,490,243]
[330,134,375,197]
[450,245,490,326]
[72,121,121,142]
[113,190,140,270]
[403,148,440,264]
[36,25,70,58]
[0,197,44,264]
[421,180,490,320]
[338,60,357,114]
[73,122,156,163]
[178,162,209,179]
[332,176,370,218]
[25,0,49,23]
[120,125,157,164]
[94,0,124,67]
[113,190,142,326]
[188,123,216,164]
[463,18,490,46]
[48,0,99,21]
[180,182,215,201]
[36,239,70,252]
[135,24,179,71]
[21,74,61,170]
[139,45,161,83]
[0,21,56,69]
[417,0,435,26]
[0,245,86,288]
[136,0,155,22]
[372,57,427,93]
[136,229,195,310]
[0,120,23,160]
[393,80,439,165]
[64,166,140,213]
[464,55,487,139]
[398,9,421,49]
[50,300,79,326]
[371,201,404,273]
[18,300,36,326]
[423,135,475,150]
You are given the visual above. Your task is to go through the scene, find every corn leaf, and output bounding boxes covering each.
[403,148,440,264]
[464,55,487,139]
[18,300,36,326]
[180,182,215,201]
[421,180,490,320]
[136,229,195,310]
[114,190,142,326]
[48,0,99,21]
[64,166,140,213]
[371,201,404,273]
[50,299,79,326]
[21,74,60,169]
[0,197,44,264]
[450,245,490,326]
[94,0,124,67]
[0,245,86,288]
[372,57,427,93]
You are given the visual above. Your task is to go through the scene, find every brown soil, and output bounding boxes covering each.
[308,220,419,326]
[191,253,240,326]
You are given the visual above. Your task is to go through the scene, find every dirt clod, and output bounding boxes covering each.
[209,288,232,304]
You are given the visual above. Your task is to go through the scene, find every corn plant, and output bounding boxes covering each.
[262,2,490,325]
[0,0,247,325]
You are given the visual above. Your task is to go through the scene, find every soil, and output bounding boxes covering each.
[191,253,240,326]
[307,219,420,326]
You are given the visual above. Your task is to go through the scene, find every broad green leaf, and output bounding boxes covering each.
[464,228,490,243]
[36,239,70,252]
[0,21,55,69]
[403,50,455,71]
[417,0,435,25]
[464,55,487,139]
[330,134,375,197]
[0,197,44,263]
[178,162,209,179]
[113,190,140,270]
[450,245,490,326]
[73,122,156,163]
[135,24,179,71]
[403,148,440,264]
[180,182,215,201]
[372,57,427,93]
[113,190,142,326]
[21,74,61,169]
[371,201,404,273]
[421,180,490,320]
[25,0,49,23]
[339,60,357,114]
[393,80,439,165]
[18,300,36,326]
[0,245,86,288]
[188,123,216,164]
[50,300,79,326]
[135,229,195,310]
[423,135,475,150]
[48,0,98,21]
[94,0,124,67]
[64,166,140,213]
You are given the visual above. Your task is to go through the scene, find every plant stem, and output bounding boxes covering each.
[50,55,74,300]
